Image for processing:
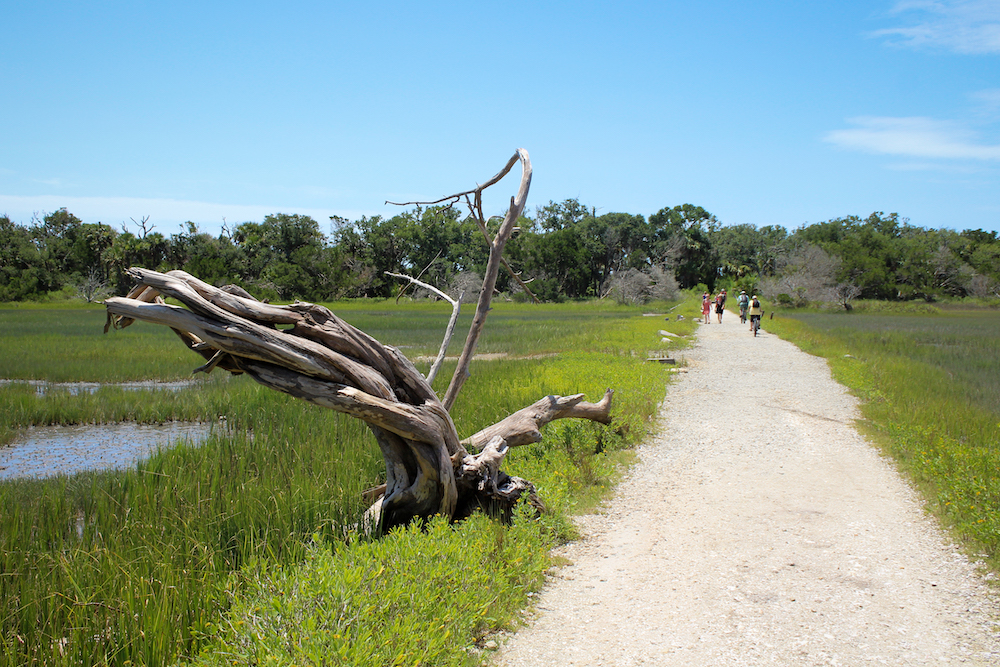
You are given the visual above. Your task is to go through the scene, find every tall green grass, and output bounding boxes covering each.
[766,308,1000,570]
[0,306,196,382]
[0,299,687,666]
[1,385,382,665]
[192,513,551,667]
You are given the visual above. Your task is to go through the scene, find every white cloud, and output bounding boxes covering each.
[883,160,982,172]
[872,0,1000,53]
[0,194,375,234]
[824,116,1000,159]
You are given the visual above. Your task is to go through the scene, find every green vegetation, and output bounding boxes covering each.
[0,299,691,666]
[9,201,1000,307]
[766,307,1000,570]
[0,305,195,383]
[192,514,550,667]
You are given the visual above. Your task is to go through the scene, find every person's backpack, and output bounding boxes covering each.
[738,294,748,306]
[751,297,760,309]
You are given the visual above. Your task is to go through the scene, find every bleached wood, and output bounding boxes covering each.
[384,271,462,385]
[462,389,614,451]
[442,149,532,410]
[103,150,616,532]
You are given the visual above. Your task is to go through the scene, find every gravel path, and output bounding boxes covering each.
[495,313,1000,666]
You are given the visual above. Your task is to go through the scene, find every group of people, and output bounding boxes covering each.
[701,289,763,333]
[701,289,726,324]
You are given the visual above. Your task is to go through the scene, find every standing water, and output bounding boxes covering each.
[0,421,212,480]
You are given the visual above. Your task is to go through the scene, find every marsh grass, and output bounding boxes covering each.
[1,385,383,665]
[192,513,552,667]
[0,298,684,666]
[0,306,196,382]
[766,309,1000,571]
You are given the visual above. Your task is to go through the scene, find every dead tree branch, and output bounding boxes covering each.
[385,271,462,385]
[103,150,613,533]
[442,149,532,410]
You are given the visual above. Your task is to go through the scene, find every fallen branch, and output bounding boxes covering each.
[103,150,614,533]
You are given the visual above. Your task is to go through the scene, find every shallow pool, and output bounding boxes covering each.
[0,422,213,480]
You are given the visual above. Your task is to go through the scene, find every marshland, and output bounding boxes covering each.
[0,300,689,666]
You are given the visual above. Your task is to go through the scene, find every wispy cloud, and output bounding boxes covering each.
[824,116,1000,160]
[872,0,1000,54]
[883,160,981,172]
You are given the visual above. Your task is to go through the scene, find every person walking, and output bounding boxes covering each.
[701,292,712,324]
[715,289,727,323]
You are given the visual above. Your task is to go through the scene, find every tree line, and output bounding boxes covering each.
[2,201,999,305]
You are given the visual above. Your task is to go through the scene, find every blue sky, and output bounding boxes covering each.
[2,1,999,237]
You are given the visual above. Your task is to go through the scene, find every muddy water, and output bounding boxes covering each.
[0,422,213,480]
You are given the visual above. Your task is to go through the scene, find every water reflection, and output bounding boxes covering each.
[0,422,212,480]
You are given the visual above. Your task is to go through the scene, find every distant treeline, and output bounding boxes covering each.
[2,200,998,305]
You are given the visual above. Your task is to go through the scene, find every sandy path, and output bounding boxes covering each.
[496,313,1000,666]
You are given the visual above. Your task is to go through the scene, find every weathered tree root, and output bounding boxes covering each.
[102,150,615,533]
[105,268,612,532]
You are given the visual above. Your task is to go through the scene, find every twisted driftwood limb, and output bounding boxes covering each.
[103,150,614,532]
[389,149,535,409]
[442,150,532,410]
[106,268,461,529]
[462,389,615,451]
[384,271,462,385]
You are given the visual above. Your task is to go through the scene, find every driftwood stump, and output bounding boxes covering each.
[103,150,614,532]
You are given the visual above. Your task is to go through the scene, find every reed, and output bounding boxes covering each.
[0,298,684,666]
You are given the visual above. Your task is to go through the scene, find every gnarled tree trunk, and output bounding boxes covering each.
[103,150,613,532]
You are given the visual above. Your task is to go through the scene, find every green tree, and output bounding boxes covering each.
[0,215,46,300]
[795,212,909,299]
[35,209,85,292]
[649,204,719,290]
[710,223,788,278]
[510,225,589,300]
[331,214,414,297]
[535,199,593,232]
[585,212,650,287]
[234,214,337,300]
[959,229,1000,286]
[513,200,620,298]
[168,222,245,288]
[105,230,171,293]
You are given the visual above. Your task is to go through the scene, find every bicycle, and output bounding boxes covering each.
[739,306,748,324]
[750,314,761,337]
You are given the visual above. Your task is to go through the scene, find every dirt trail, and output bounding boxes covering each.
[495,313,1000,666]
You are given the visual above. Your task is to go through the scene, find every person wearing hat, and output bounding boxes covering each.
[737,290,749,324]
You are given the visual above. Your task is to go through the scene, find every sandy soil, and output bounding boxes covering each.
[495,312,1000,666]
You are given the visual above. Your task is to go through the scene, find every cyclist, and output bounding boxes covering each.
[748,295,763,336]
[737,290,749,324]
